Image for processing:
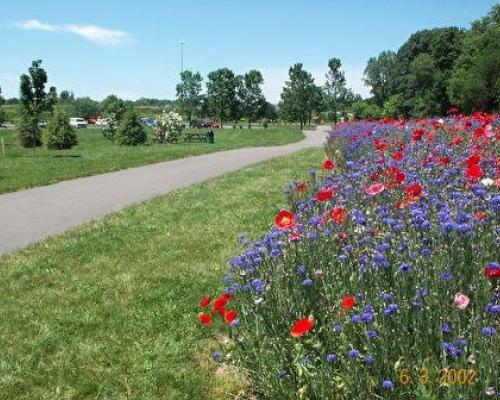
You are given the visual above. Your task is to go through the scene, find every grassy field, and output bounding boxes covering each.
[0,126,304,194]
[0,148,322,400]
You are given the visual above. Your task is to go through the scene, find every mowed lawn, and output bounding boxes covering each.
[0,148,322,400]
[0,126,304,194]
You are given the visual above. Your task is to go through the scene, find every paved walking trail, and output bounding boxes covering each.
[0,128,328,256]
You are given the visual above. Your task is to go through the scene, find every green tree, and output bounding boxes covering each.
[101,95,128,121]
[237,70,265,128]
[394,27,464,116]
[18,59,57,149]
[176,70,203,123]
[206,68,238,128]
[448,5,500,113]
[382,94,400,118]
[117,110,147,145]
[45,107,78,150]
[70,97,100,120]
[324,58,351,123]
[363,50,397,107]
[279,63,316,129]
[59,90,75,102]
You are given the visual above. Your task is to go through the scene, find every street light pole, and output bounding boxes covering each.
[178,41,185,74]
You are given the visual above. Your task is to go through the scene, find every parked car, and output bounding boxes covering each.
[95,118,109,127]
[69,118,87,128]
[190,119,220,129]
[139,117,157,128]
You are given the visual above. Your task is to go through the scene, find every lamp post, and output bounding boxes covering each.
[178,41,185,74]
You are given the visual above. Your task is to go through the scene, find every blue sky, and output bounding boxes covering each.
[0,0,497,102]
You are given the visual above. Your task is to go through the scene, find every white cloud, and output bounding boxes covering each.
[259,65,370,103]
[14,19,132,45]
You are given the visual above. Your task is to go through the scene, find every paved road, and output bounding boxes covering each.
[0,129,327,256]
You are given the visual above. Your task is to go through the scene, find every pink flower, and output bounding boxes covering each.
[454,292,470,310]
[366,183,385,195]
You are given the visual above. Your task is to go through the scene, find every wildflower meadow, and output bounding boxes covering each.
[198,112,499,399]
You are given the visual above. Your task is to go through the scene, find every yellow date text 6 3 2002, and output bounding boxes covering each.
[397,368,477,385]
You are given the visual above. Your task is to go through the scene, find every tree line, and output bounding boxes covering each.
[359,4,499,118]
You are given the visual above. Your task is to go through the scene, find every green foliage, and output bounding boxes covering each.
[58,90,75,102]
[206,68,238,127]
[101,94,128,121]
[17,60,57,148]
[45,108,78,150]
[176,70,203,122]
[101,113,119,142]
[448,6,500,113]
[352,100,383,119]
[382,94,400,117]
[279,63,317,129]
[237,70,265,128]
[116,110,147,145]
[363,50,397,106]
[323,58,349,123]
[70,97,100,120]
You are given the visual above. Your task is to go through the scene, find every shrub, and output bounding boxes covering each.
[199,114,499,399]
[45,108,78,150]
[261,118,269,128]
[101,113,119,142]
[117,111,147,145]
[155,110,183,142]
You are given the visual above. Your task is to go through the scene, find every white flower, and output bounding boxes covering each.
[481,178,494,187]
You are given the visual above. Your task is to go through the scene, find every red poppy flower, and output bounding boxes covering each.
[322,159,335,171]
[328,206,347,224]
[199,313,212,326]
[438,156,451,165]
[296,182,309,192]
[448,106,459,115]
[338,231,348,241]
[213,295,229,315]
[466,164,484,180]
[412,128,425,141]
[474,211,486,220]
[199,295,212,308]
[370,172,380,181]
[485,267,500,279]
[224,310,238,325]
[466,155,481,167]
[290,317,315,338]
[275,209,295,230]
[373,139,386,151]
[316,187,334,202]
[392,151,404,161]
[366,183,385,195]
[404,183,423,199]
[341,295,356,311]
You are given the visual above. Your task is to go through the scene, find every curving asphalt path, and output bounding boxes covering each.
[0,128,328,256]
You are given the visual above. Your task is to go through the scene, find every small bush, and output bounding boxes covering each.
[117,111,147,145]
[45,109,78,150]
[261,118,269,128]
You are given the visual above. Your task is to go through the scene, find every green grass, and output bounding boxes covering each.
[0,126,304,194]
[0,148,323,400]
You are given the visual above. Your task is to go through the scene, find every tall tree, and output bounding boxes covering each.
[18,59,57,149]
[59,90,75,102]
[176,70,203,123]
[323,58,348,123]
[363,50,397,106]
[206,68,237,128]
[448,5,500,113]
[101,95,128,121]
[237,70,265,128]
[279,63,315,129]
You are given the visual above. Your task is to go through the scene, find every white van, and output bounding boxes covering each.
[69,117,87,128]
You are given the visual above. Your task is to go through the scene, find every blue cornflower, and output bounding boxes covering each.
[442,323,452,334]
[302,279,314,287]
[351,315,362,324]
[276,371,286,380]
[398,263,412,273]
[383,303,399,316]
[482,326,497,336]
[455,338,467,348]
[422,248,432,257]
[297,265,307,275]
[381,291,393,301]
[334,323,343,333]
[417,287,428,297]
[365,354,374,366]
[362,311,374,324]
[382,380,394,389]
[366,330,378,339]
[348,349,360,359]
[213,352,222,362]
[326,354,338,363]
[302,355,312,366]
[441,271,453,282]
